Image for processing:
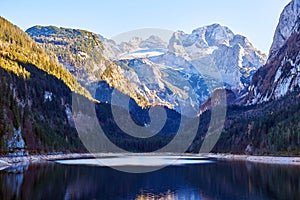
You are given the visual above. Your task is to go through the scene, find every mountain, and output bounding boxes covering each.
[198,88,236,115]
[1,0,299,155]
[0,17,96,152]
[246,0,300,105]
[26,26,172,108]
[95,25,266,116]
[27,26,213,115]
[268,0,300,60]
[188,0,300,155]
[0,17,184,154]
[0,24,93,101]
[26,25,105,83]
[99,25,266,93]
[168,24,267,91]
[116,54,211,116]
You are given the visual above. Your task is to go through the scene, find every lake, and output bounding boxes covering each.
[0,155,299,200]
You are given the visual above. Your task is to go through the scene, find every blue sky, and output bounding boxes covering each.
[1,0,291,54]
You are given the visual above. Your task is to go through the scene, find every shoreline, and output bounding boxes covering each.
[1,152,300,168]
[205,153,300,165]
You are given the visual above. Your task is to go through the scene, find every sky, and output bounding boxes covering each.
[1,0,291,54]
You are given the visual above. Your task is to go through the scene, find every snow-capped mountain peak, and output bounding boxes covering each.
[168,24,267,91]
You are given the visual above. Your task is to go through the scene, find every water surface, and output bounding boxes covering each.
[0,156,299,200]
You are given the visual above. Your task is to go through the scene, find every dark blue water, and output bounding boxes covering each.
[0,160,299,200]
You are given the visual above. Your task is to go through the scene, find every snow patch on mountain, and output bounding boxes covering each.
[119,48,167,59]
[247,43,300,105]
[99,35,168,60]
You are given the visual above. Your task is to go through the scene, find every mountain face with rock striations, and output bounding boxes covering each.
[117,54,211,116]
[246,0,300,105]
[168,24,267,91]
[26,26,106,83]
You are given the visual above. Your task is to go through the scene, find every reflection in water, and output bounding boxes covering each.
[136,190,176,200]
[135,189,211,200]
[0,160,299,199]
[0,163,29,200]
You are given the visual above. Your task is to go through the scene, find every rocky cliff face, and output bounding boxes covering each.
[246,0,300,104]
[269,0,300,60]
[117,53,211,116]
[246,24,300,104]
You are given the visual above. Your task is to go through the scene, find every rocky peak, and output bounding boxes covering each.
[139,35,167,49]
[245,0,300,105]
[168,31,189,58]
[170,24,234,50]
[120,37,142,50]
[269,0,300,60]
[230,35,253,50]
[203,23,234,46]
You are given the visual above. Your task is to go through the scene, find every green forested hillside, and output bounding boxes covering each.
[0,17,94,152]
[0,17,94,101]
[190,90,300,155]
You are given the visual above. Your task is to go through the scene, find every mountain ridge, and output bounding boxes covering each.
[92,24,266,116]
[26,25,173,109]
